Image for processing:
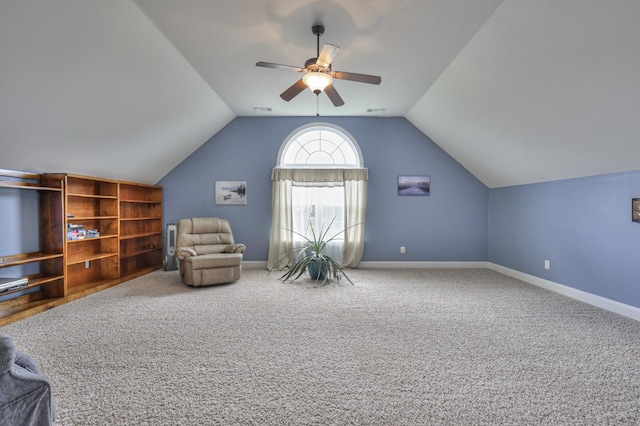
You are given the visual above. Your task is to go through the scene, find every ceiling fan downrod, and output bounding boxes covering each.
[312,24,325,58]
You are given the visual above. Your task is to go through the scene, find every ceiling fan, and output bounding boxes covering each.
[256,24,382,107]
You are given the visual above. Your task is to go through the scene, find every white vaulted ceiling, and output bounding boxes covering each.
[1,0,639,187]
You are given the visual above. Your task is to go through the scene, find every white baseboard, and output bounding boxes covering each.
[243,261,268,269]
[358,261,489,269]
[249,260,488,269]
[488,263,640,322]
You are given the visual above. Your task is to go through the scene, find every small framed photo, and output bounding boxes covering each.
[215,181,246,205]
[633,198,640,222]
[398,175,430,196]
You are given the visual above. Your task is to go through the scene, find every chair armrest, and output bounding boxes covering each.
[176,247,197,260]
[0,333,15,374]
[224,244,246,254]
[14,350,43,375]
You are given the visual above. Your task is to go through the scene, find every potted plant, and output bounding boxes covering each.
[279,217,355,286]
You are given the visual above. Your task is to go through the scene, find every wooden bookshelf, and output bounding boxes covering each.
[0,169,65,326]
[119,181,163,280]
[45,174,121,296]
[1,171,163,325]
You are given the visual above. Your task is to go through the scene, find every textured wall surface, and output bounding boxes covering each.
[158,116,489,262]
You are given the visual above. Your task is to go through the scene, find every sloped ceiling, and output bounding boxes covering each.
[407,0,640,187]
[1,0,640,187]
[0,0,234,184]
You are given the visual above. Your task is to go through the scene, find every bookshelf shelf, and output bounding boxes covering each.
[0,252,63,267]
[120,199,162,204]
[67,216,118,220]
[66,235,118,243]
[67,193,118,199]
[0,297,67,325]
[120,247,162,260]
[120,217,163,221]
[120,232,162,240]
[0,181,63,191]
[67,252,118,265]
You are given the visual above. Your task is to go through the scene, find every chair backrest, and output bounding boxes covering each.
[177,217,235,255]
[0,332,56,424]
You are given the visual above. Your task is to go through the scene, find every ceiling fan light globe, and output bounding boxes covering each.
[302,72,332,94]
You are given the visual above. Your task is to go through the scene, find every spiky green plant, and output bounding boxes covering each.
[279,217,355,286]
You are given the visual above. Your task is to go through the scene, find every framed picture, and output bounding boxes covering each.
[215,181,246,205]
[633,198,640,222]
[398,175,430,196]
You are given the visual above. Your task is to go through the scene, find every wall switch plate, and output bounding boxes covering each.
[544,260,550,270]
[85,260,91,269]
[400,246,406,254]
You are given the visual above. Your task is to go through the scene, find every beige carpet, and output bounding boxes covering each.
[2,266,640,425]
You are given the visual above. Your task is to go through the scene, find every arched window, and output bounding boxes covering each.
[268,124,368,271]
[278,124,362,168]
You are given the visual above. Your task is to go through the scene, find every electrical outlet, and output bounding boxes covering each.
[544,260,550,270]
[400,246,406,254]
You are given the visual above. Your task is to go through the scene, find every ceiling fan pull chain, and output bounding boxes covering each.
[316,94,320,116]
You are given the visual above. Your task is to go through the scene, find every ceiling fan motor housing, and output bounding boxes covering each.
[312,25,325,36]
[305,58,326,72]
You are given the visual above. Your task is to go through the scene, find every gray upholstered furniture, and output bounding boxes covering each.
[176,217,246,286]
[0,332,55,425]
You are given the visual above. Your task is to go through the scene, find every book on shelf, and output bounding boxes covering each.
[67,223,99,240]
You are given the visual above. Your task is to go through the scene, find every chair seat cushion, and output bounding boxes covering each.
[186,253,243,270]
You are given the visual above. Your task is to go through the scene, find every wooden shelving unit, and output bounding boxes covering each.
[46,173,121,297]
[0,169,65,326]
[1,171,163,325]
[119,181,163,280]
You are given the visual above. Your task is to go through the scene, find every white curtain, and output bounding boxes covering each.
[267,168,368,271]
[343,177,368,268]
[292,185,344,262]
[266,178,293,270]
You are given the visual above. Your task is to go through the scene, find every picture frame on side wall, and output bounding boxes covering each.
[215,181,246,205]
[633,198,640,222]
[398,175,430,196]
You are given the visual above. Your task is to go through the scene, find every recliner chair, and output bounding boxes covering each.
[0,332,56,425]
[176,217,246,286]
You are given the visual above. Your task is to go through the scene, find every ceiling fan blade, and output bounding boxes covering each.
[331,70,382,85]
[324,84,344,107]
[280,79,308,102]
[316,44,340,68]
[256,61,304,72]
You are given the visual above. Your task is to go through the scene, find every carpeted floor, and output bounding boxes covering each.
[2,266,640,425]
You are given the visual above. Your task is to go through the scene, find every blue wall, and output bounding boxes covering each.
[158,116,489,262]
[0,187,41,302]
[489,170,640,308]
[4,117,639,309]
[0,187,40,277]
